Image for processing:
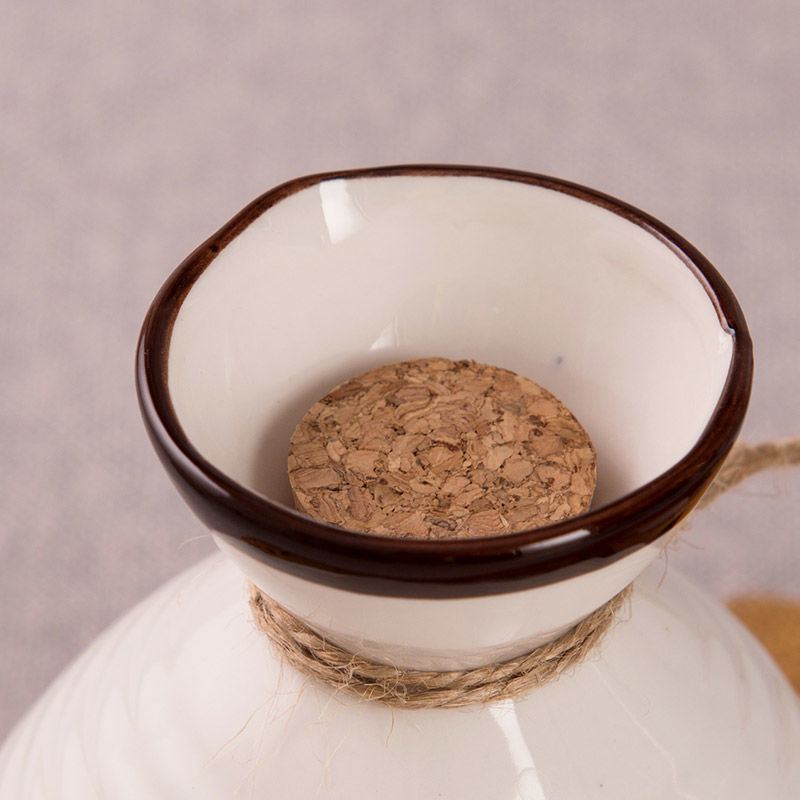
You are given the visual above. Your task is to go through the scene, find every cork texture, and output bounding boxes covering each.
[288,357,596,539]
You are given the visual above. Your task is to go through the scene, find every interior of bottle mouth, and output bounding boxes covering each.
[166,173,733,517]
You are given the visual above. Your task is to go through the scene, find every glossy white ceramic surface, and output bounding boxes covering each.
[168,175,733,514]
[2,554,797,799]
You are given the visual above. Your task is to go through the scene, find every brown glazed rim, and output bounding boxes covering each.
[137,164,752,598]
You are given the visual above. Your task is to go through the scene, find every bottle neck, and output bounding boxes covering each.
[214,534,661,671]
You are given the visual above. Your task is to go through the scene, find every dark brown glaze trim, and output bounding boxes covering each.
[136,164,752,598]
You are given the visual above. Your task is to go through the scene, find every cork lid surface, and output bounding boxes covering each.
[288,358,596,539]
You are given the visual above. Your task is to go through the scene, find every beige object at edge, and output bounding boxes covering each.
[288,357,596,539]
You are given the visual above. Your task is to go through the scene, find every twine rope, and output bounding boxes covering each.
[696,439,800,509]
[250,440,799,709]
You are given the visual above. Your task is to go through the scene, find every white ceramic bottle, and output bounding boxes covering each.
[2,167,798,799]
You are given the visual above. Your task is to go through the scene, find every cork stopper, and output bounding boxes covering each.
[288,358,596,539]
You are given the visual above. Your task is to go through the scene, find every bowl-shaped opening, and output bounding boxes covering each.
[137,165,751,597]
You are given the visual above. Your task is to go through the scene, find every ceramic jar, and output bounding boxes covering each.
[2,166,798,799]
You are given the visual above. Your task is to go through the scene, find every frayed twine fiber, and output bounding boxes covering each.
[250,440,799,709]
[696,439,800,509]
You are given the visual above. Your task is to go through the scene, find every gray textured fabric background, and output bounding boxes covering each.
[1,1,798,739]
